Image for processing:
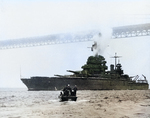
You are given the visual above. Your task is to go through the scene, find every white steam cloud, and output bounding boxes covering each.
[92,27,112,56]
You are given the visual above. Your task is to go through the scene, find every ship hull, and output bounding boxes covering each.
[21,76,149,90]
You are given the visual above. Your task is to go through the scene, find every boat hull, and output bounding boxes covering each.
[59,96,77,101]
[21,76,149,90]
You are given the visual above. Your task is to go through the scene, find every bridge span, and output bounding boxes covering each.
[0,23,150,49]
[112,23,150,38]
[0,31,98,50]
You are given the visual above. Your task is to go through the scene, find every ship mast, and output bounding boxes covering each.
[111,53,122,70]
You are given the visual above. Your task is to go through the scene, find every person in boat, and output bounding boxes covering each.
[67,84,72,95]
[63,85,67,92]
[63,85,68,96]
[63,84,72,96]
[72,85,77,96]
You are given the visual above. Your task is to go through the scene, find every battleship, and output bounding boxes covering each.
[21,54,149,90]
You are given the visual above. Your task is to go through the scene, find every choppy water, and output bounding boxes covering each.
[0,88,63,118]
[0,88,60,106]
[1,88,150,118]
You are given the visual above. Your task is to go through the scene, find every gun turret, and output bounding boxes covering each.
[67,70,81,74]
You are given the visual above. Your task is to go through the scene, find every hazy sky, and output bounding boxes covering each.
[1,0,150,40]
[0,0,150,88]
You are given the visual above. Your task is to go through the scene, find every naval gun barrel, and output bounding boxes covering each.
[54,74,66,77]
[67,70,81,74]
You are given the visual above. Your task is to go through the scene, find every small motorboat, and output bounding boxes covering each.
[58,91,77,102]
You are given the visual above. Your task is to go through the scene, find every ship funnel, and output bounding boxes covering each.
[110,64,114,72]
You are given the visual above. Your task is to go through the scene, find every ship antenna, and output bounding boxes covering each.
[111,53,122,70]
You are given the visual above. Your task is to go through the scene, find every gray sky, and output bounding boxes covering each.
[0,0,150,88]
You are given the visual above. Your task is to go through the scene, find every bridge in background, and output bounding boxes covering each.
[0,23,150,49]
[0,31,98,50]
[112,23,150,38]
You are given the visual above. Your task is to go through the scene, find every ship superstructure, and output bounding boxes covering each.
[21,54,149,90]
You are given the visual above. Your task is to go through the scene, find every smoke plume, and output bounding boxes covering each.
[92,27,112,56]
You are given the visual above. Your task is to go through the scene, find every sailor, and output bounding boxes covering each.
[63,84,72,96]
[63,85,67,92]
[63,85,68,96]
[67,84,72,95]
[72,85,77,96]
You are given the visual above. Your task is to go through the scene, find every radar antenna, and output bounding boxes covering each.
[111,53,122,70]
